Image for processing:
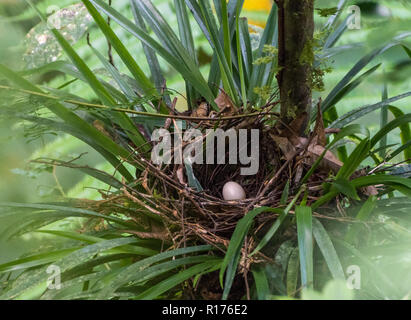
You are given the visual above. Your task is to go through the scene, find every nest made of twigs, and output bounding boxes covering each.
[110,100,336,252]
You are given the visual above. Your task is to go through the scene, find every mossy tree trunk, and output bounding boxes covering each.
[276,0,315,135]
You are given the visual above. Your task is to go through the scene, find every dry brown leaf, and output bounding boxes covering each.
[93,120,112,139]
[214,89,237,114]
[362,186,379,196]
[176,165,187,186]
[191,101,209,117]
[306,144,343,173]
[291,136,309,149]
[312,100,326,147]
[286,111,308,137]
[270,134,296,160]
[123,227,169,241]
[294,164,304,184]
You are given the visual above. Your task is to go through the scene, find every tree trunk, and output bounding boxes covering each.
[276,0,314,136]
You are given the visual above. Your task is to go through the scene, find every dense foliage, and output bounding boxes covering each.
[0,0,410,300]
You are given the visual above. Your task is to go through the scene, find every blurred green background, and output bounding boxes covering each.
[0,0,410,268]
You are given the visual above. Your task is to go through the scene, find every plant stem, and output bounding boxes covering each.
[276,0,315,134]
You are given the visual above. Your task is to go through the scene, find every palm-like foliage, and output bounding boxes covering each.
[0,0,411,300]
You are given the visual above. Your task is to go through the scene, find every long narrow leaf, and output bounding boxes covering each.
[89,0,216,107]
[329,92,411,129]
[220,206,272,299]
[135,260,221,300]
[295,206,313,289]
[312,218,345,280]
[387,106,411,162]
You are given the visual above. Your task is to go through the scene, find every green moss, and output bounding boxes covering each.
[254,56,274,65]
[253,85,272,100]
[312,64,332,92]
[253,45,278,65]
[263,44,278,55]
[300,39,315,65]
[315,7,339,17]
[286,105,297,119]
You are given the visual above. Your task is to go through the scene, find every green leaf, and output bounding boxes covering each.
[335,138,371,180]
[41,270,114,300]
[53,160,124,189]
[16,115,133,181]
[205,0,245,96]
[280,180,290,205]
[320,63,381,118]
[0,65,133,180]
[333,238,398,298]
[173,0,198,107]
[295,205,313,289]
[220,0,232,73]
[301,124,370,184]
[379,81,389,158]
[135,260,221,300]
[402,45,411,59]
[323,10,352,49]
[26,0,150,152]
[239,17,253,81]
[312,218,345,280]
[89,0,216,108]
[20,60,129,103]
[123,255,218,288]
[188,0,239,105]
[100,255,219,299]
[235,2,247,107]
[185,162,204,192]
[0,248,80,274]
[302,279,354,300]
[89,46,136,102]
[130,0,170,106]
[313,174,411,209]
[36,230,106,244]
[251,187,305,256]
[371,113,411,149]
[323,0,348,31]
[332,178,360,200]
[1,237,139,300]
[389,140,411,162]
[247,4,278,104]
[387,106,411,163]
[320,32,411,116]
[329,91,411,129]
[132,0,218,108]
[286,247,299,297]
[353,174,411,190]
[98,245,213,298]
[344,196,378,244]
[220,206,271,299]
[50,23,148,150]
[34,230,158,256]
[252,266,270,300]
[83,0,159,109]
[0,202,134,239]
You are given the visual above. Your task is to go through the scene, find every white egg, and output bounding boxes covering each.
[222,181,246,201]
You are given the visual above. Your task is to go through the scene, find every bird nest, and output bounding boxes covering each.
[94,96,348,254]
